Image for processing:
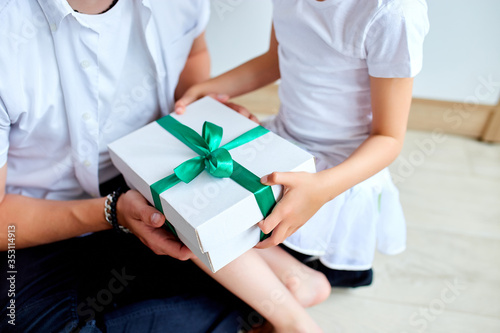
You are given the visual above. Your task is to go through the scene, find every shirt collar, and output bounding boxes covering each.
[37,0,74,31]
[141,0,151,9]
[37,0,151,31]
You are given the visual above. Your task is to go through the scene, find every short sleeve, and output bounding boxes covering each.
[193,0,211,37]
[365,0,429,78]
[0,96,10,167]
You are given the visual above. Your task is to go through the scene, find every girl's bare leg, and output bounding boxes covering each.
[193,250,323,333]
[255,246,331,308]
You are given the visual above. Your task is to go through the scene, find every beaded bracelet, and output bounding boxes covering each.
[104,188,131,234]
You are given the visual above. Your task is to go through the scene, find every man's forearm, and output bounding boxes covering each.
[0,194,110,250]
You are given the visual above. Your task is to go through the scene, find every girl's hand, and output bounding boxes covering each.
[256,171,333,249]
[116,190,194,260]
[175,86,260,124]
[175,85,230,114]
[222,101,260,124]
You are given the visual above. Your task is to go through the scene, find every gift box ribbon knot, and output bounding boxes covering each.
[150,115,275,241]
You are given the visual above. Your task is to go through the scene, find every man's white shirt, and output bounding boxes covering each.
[0,0,209,199]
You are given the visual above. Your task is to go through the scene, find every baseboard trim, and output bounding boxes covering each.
[408,98,495,140]
[481,104,500,142]
[231,85,500,142]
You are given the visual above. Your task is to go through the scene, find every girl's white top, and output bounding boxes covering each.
[266,0,429,269]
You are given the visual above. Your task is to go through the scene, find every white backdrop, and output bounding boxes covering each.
[206,0,272,77]
[206,0,500,106]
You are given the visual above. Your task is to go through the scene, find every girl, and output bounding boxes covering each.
[177,0,429,297]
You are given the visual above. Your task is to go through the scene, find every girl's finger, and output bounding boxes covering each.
[260,172,297,186]
[174,99,191,114]
[175,91,203,114]
[249,114,260,124]
[258,200,290,234]
[208,93,230,103]
[255,223,289,249]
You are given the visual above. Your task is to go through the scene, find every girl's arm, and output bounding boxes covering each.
[257,77,414,248]
[175,26,280,114]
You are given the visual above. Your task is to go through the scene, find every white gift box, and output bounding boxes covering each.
[108,97,316,272]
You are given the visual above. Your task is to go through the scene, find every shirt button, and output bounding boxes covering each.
[50,23,57,32]
[83,160,92,168]
[80,60,91,69]
[82,113,91,121]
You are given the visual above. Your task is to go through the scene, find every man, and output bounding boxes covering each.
[0,1,250,331]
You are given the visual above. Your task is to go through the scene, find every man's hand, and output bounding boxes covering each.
[256,171,333,249]
[116,190,194,261]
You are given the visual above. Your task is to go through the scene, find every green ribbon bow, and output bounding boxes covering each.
[150,115,275,241]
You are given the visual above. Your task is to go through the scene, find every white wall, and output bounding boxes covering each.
[206,0,273,77]
[206,0,500,105]
[413,0,500,105]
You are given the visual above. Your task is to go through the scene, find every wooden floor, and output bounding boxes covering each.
[234,88,500,332]
[307,131,500,332]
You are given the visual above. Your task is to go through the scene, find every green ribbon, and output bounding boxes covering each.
[150,115,275,241]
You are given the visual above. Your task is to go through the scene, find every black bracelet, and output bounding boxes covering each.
[104,187,131,233]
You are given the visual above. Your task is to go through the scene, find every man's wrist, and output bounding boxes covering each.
[104,189,131,234]
[69,197,112,233]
